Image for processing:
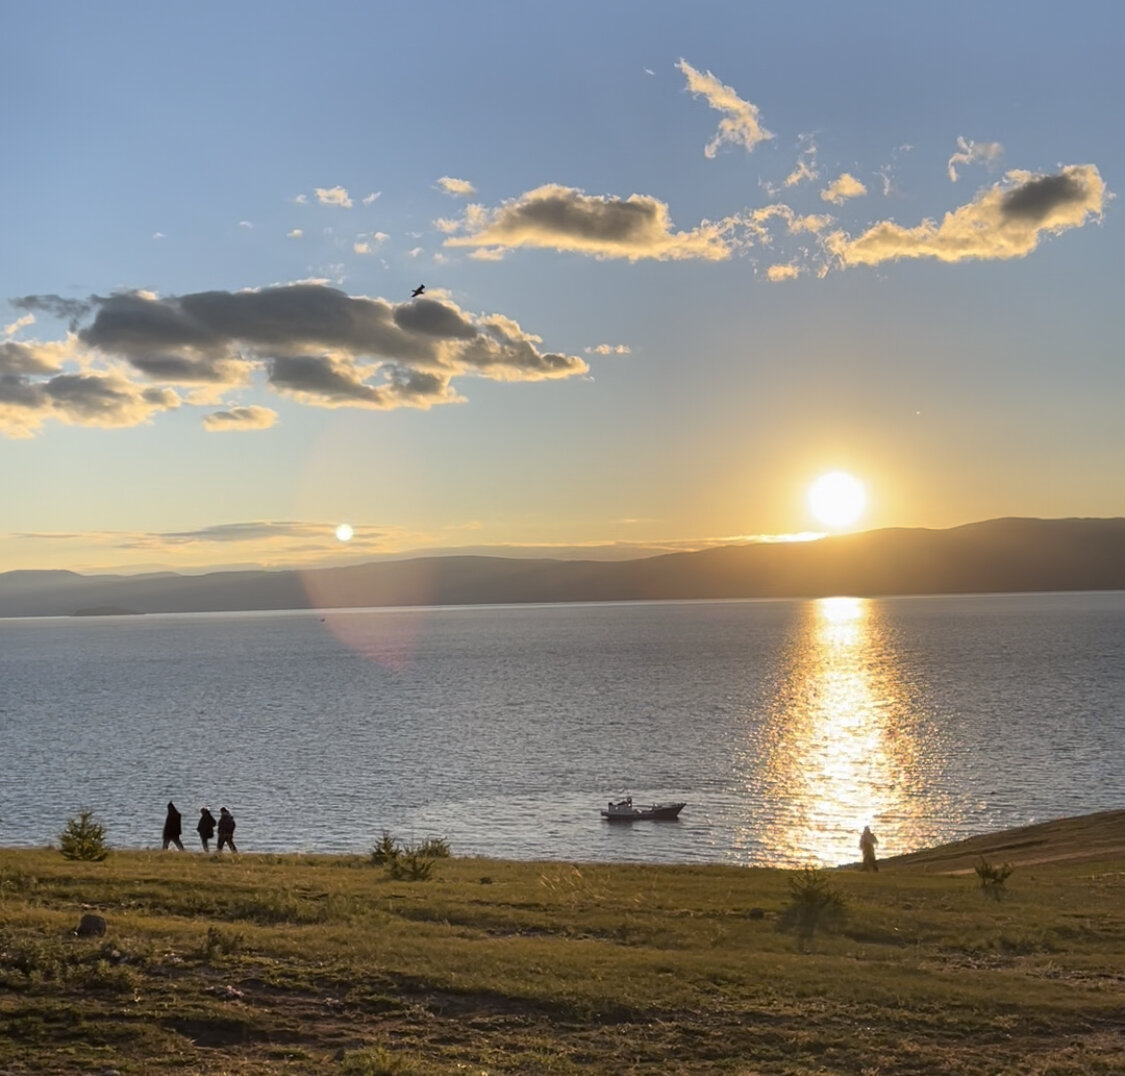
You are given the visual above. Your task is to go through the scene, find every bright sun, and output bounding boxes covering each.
[807,472,867,529]
[334,523,354,543]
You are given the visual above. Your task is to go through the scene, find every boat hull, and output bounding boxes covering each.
[601,802,685,821]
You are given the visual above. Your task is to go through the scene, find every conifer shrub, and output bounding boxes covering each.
[975,857,1013,899]
[370,832,450,881]
[777,868,847,951]
[58,809,110,862]
[370,831,401,866]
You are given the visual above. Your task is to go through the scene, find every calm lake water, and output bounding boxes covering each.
[1,593,1123,867]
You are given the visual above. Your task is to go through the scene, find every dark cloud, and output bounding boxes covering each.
[203,405,277,432]
[154,521,319,544]
[828,164,1105,267]
[3,283,584,434]
[268,353,384,405]
[129,354,247,384]
[0,369,179,436]
[0,341,59,376]
[444,184,729,261]
[392,297,477,339]
[0,374,43,408]
[10,294,93,330]
[1001,172,1086,222]
[43,374,176,421]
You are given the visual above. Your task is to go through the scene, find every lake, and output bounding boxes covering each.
[1,592,1123,867]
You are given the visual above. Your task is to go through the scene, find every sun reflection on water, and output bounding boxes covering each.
[753,596,935,866]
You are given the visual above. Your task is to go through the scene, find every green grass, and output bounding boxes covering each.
[2,848,1124,1073]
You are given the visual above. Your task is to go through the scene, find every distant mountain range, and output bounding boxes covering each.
[2,517,1123,618]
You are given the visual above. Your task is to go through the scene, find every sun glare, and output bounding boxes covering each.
[334,523,354,543]
[808,472,866,529]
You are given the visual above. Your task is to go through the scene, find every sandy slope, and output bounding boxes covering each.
[880,808,1125,874]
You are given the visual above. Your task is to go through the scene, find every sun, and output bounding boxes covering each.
[807,472,867,529]
[334,523,354,543]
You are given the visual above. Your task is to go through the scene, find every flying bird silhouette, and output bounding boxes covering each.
[411,284,425,298]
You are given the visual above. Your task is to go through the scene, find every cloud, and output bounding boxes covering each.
[10,294,93,328]
[0,367,179,438]
[3,313,35,336]
[354,241,372,254]
[821,173,867,205]
[152,231,166,240]
[362,192,381,206]
[948,136,1004,181]
[293,194,308,204]
[468,247,506,261]
[789,212,833,234]
[239,220,253,229]
[1,339,62,376]
[766,263,801,281]
[437,176,476,197]
[442,184,730,261]
[584,344,631,355]
[203,405,278,432]
[314,186,353,208]
[784,137,819,188]
[676,59,773,158]
[1,283,587,435]
[827,164,1106,267]
[287,229,303,239]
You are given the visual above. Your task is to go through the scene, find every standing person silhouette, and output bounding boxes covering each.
[216,807,237,853]
[860,825,879,871]
[196,807,216,852]
[162,802,185,851]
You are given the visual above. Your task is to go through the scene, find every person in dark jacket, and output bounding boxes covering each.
[196,807,216,852]
[216,807,237,853]
[162,802,184,851]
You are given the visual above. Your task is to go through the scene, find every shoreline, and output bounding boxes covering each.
[4,808,1123,872]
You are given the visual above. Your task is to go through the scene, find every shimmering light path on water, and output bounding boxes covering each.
[1,593,1122,867]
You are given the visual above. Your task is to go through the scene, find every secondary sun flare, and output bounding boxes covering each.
[808,472,867,529]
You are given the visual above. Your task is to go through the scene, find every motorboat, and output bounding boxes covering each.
[601,797,685,821]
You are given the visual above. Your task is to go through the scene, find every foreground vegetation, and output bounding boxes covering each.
[2,836,1124,1075]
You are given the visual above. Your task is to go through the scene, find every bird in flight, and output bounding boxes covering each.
[411,284,425,298]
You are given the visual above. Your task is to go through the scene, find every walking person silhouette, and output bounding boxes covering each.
[162,802,185,851]
[197,807,216,852]
[216,807,237,853]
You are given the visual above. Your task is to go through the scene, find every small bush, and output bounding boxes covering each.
[416,836,450,858]
[340,1044,419,1074]
[388,847,434,882]
[777,868,847,951]
[370,831,401,866]
[58,809,110,862]
[202,925,245,960]
[371,832,450,881]
[975,857,1013,899]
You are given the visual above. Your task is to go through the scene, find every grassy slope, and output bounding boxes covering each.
[2,814,1124,1075]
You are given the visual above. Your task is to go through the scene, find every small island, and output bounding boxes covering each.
[71,606,144,617]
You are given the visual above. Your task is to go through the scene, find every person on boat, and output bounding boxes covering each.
[162,801,184,851]
[860,825,879,871]
[216,807,238,853]
[197,807,216,852]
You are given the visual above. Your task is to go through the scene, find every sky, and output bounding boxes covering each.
[2,1,1121,573]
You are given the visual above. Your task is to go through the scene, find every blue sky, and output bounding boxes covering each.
[2,1,1121,572]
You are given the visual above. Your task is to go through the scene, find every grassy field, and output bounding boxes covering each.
[2,813,1124,1075]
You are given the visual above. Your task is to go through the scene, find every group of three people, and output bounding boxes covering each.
[162,801,236,853]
